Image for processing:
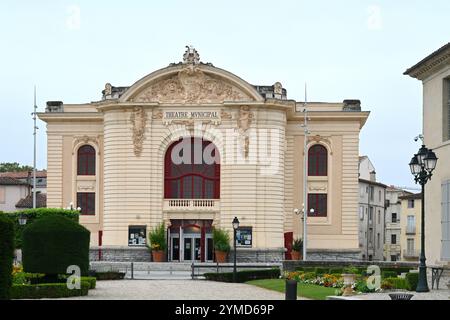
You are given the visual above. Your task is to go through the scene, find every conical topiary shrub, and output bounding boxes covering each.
[22,215,90,279]
[0,214,15,300]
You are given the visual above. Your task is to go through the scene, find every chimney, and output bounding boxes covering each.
[343,99,361,111]
[370,170,376,182]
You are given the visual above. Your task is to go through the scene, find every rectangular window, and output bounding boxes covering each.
[128,226,147,246]
[391,255,397,262]
[442,180,450,260]
[359,206,364,220]
[407,238,415,253]
[236,227,252,247]
[408,199,415,208]
[369,186,374,201]
[77,192,95,215]
[369,207,373,222]
[377,210,381,224]
[377,233,380,249]
[392,213,397,223]
[391,234,397,245]
[443,78,450,141]
[308,193,327,217]
[407,215,416,234]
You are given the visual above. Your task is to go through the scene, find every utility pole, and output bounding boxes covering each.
[32,86,38,209]
[301,83,310,261]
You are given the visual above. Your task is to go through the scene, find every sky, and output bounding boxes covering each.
[0,0,448,188]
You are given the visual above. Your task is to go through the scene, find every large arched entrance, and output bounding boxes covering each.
[164,137,219,262]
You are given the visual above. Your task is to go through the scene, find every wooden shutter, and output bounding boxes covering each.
[442,180,450,260]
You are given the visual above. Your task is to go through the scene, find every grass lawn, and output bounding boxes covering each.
[246,279,337,300]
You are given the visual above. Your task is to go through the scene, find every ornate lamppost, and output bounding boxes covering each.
[232,217,240,283]
[409,144,438,292]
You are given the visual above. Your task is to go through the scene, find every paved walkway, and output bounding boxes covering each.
[62,280,290,300]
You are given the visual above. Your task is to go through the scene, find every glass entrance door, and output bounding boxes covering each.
[183,234,201,261]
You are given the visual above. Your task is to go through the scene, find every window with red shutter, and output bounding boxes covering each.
[308,144,327,176]
[164,138,220,199]
[77,145,96,176]
[308,193,327,217]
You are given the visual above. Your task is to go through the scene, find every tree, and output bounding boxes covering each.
[0,162,34,173]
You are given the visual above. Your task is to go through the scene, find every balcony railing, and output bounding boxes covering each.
[406,226,416,235]
[163,199,220,212]
[403,249,419,258]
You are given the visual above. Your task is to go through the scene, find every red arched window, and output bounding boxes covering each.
[308,144,327,176]
[164,138,220,199]
[77,145,96,176]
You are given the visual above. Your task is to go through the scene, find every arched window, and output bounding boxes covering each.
[164,138,220,199]
[77,145,96,176]
[308,144,327,176]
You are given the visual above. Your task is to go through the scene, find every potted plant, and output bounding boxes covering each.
[148,223,166,262]
[291,238,303,260]
[213,228,230,263]
[341,266,358,296]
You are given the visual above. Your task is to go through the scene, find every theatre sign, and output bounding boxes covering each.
[38,46,370,263]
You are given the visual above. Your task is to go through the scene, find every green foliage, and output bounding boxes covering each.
[354,278,376,293]
[1,209,79,249]
[204,268,280,283]
[314,267,330,275]
[58,275,96,289]
[292,238,303,252]
[328,267,344,274]
[381,277,408,290]
[10,281,90,299]
[381,267,413,274]
[148,223,167,251]
[0,215,15,300]
[0,162,33,173]
[22,215,90,276]
[342,266,360,274]
[382,271,398,279]
[212,228,231,252]
[406,272,419,291]
[92,271,126,281]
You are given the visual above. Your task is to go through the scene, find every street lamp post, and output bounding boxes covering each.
[232,217,240,283]
[409,144,438,292]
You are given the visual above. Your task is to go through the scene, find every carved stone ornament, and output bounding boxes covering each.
[134,64,252,104]
[72,136,100,155]
[104,83,112,95]
[307,135,333,155]
[273,82,283,95]
[236,106,254,158]
[183,45,200,65]
[130,107,147,156]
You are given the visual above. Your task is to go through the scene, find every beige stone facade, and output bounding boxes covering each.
[399,193,421,262]
[38,48,369,262]
[405,43,450,264]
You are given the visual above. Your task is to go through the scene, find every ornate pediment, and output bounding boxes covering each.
[133,65,254,104]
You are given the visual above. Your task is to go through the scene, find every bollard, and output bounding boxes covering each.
[131,262,134,279]
[285,279,297,300]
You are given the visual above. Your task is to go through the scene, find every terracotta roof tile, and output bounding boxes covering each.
[15,193,47,208]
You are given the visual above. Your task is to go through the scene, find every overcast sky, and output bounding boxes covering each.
[0,1,449,188]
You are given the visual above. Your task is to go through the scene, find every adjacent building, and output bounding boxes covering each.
[38,47,370,262]
[399,193,421,262]
[0,177,30,212]
[385,186,410,262]
[358,158,386,261]
[405,42,450,264]
[0,170,47,194]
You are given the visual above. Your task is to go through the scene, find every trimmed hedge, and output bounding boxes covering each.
[22,215,90,276]
[204,268,280,283]
[0,215,15,300]
[92,271,126,281]
[406,272,419,291]
[1,209,79,249]
[11,281,90,299]
[381,271,398,279]
[381,277,408,290]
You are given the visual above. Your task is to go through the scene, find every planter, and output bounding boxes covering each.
[341,273,357,296]
[291,250,302,261]
[215,250,228,263]
[152,250,165,262]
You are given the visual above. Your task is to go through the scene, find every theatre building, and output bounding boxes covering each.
[38,47,369,262]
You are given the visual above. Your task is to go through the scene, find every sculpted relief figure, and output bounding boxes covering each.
[236,106,253,158]
[130,107,147,156]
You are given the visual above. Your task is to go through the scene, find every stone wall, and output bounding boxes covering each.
[229,248,285,263]
[90,247,151,262]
